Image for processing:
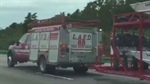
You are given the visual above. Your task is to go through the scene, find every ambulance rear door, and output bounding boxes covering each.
[68,27,100,63]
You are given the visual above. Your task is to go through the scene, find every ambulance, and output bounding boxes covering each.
[7,15,102,73]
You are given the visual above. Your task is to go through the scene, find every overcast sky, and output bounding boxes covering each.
[0,0,94,28]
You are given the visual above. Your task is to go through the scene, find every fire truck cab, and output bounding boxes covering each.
[7,15,102,73]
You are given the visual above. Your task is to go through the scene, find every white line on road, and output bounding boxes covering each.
[35,72,74,81]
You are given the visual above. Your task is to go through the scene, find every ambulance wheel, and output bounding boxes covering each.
[73,66,89,73]
[7,52,15,67]
[38,57,48,73]
[38,57,55,73]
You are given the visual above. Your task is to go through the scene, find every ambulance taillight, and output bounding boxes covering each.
[60,43,67,56]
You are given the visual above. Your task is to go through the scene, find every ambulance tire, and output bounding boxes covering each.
[73,66,89,73]
[7,51,15,68]
[38,57,49,73]
[38,57,55,73]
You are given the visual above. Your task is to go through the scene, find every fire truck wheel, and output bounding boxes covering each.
[38,57,56,73]
[7,52,15,67]
[38,57,49,73]
[73,66,89,73]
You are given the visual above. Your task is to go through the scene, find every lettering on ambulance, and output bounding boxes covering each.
[39,32,50,49]
[40,33,48,40]
[72,34,92,48]
[73,34,91,40]
[49,33,58,40]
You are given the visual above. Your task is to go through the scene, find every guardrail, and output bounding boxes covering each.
[0,50,8,54]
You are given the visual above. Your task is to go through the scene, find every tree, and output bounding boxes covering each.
[22,13,37,34]
[9,22,17,29]
[80,2,98,20]
[70,9,81,19]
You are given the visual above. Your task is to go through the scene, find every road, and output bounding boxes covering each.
[0,54,149,84]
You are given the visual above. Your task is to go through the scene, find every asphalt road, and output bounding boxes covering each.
[0,54,149,84]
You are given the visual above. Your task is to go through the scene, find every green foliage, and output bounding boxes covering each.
[22,13,37,34]
[0,13,37,50]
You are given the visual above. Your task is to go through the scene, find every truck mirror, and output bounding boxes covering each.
[16,41,20,46]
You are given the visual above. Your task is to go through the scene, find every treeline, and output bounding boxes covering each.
[0,0,148,50]
[0,13,37,50]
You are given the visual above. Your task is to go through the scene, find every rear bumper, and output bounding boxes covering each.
[57,62,95,66]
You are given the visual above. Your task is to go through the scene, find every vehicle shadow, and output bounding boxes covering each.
[4,63,102,78]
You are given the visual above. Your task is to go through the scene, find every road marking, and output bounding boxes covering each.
[35,72,74,81]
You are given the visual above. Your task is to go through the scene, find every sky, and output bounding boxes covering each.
[0,0,94,29]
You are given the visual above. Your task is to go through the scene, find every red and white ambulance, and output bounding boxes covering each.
[7,16,102,73]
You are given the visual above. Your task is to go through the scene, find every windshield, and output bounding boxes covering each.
[19,33,29,44]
